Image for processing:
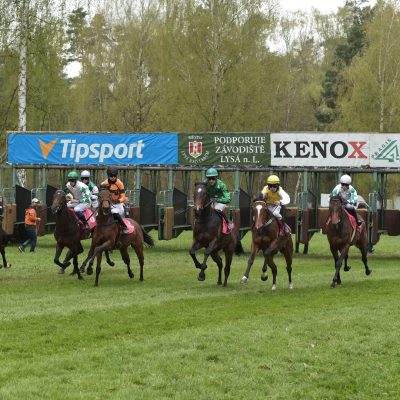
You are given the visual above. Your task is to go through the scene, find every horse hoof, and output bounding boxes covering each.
[344,265,351,272]
[5,263,11,269]
[261,274,268,282]
[271,284,276,291]
[78,276,84,281]
[58,268,65,275]
[240,276,248,284]
[289,283,294,289]
[128,272,134,279]
[108,262,115,267]
[366,268,372,276]
[62,261,71,269]
[87,267,93,276]
[198,272,205,281]
[80,267,85,273]
[69,271,76,276]
[330,282,336,288]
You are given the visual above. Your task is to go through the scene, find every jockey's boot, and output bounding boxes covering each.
[216,210,232,231]
[281,218,290,235]
[76,211,89,230]
[348,208,362,226]
[113,213,128,234]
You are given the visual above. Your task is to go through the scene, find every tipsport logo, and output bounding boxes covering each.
[372,138,400,163]
[38,138,145,163]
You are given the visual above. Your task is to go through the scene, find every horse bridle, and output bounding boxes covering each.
[51,190,67,214]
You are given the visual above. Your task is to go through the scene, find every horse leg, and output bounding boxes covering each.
[189,241,203,269]
[132,242,145,281]
[222,250,233,287]
[210,252,223,285]
[343,254,351,272]
[261,259,268,281]
[120,246,134,280]
[1,248,10,269]
[61,249,73,269]
[105,250,115,267]
[241,243,258,284]
[331,245,350,288]
[197,241,219,282]
[94,251,103,287]
[54,243,67,274]
[88,243,110,276]
[266,255,278,291]
[357,240,372,276]
[282,246,293,289]
[72,254,84,280]
[329,246,340,288]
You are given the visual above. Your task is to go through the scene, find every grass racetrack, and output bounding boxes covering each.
[0,231,399,399]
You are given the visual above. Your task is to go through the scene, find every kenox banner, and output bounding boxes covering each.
[271,133,370,167]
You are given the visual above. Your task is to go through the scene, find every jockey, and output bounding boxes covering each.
[65,171,91,228]
[331,174,362,226]
[80,170,99,209]
[101,166,128,234]
[205,167,232,228]
[261,174,290,233]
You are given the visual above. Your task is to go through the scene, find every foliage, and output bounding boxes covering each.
[0,232,399,399]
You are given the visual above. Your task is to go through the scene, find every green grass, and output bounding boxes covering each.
[0,232,399,399]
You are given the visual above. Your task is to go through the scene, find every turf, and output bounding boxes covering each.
[0,232,399,399]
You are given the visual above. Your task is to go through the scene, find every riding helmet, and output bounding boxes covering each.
[205,167,218,177]
[67,171,79,180]
[107,166,118,176]
[81,170,91,178]
[266,175,280,185]
[340,174,351,185]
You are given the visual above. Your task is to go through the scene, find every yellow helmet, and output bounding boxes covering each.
[266,175,280,185]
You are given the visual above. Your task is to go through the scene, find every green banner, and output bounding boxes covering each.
[178,133,270,166]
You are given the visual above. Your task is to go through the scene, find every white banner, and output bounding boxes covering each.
[271,133,370,167]
[370,134,400,168]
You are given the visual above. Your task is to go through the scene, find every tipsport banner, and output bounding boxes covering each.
[179,133,270,166]
[270,133,371,167]
[7,133,178,165]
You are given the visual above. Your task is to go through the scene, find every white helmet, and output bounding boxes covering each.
[340,174,351,185]
[81,170,90,178]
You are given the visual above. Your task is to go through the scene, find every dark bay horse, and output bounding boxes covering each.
[80,187,154,286]
[51,189,92,280]
[327,195,372,288]
[240,200,293,290]
[0,228,11,269]
[190,182,244,287]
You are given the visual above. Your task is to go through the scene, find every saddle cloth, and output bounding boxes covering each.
[122,218,135,234]
[221,219,234,234]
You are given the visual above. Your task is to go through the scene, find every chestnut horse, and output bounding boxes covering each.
[51,190,87,280]
[189,182,244,287]
[0,228,11,269]
[240,200,293,290]
[327,195,372,288]
[80,187,154,286]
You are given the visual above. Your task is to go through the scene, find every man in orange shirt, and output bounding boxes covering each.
[19,198,41,253]
[101,166,128,234]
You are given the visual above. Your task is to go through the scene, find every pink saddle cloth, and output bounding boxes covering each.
[122,218,135,234]
[343,209,362,232]
[277,220,291,236]
[221,219,234,234]
[84,209,96,229]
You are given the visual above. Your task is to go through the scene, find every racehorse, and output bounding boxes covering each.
[51,189,88,280]
[80,187,154,286]
[0,227,11,269]
[240,200,293,290]
[189,182,244,287]
[327,195,372,288]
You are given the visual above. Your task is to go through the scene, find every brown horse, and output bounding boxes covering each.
[80,187,154,286]
[51,189,87,280]
[327,195,372,288]
[240,200,293,290]
[189,182,244,287]
[0,228,11,269]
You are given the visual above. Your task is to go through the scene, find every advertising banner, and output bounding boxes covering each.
[179,133,270,166]
[370,134,400,168]
[271,133,370,167]
[7,133,178,165]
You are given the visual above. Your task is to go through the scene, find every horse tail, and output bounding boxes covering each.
[141,226,154,247]
[234,239,244,256]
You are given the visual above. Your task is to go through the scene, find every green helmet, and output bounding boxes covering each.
[205,167,218,177]
[67,171,79,180]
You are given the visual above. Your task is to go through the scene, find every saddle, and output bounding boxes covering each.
[276,219,291,237]
[214,210,234,234]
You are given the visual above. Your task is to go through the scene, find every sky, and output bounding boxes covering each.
[280,0,377,13]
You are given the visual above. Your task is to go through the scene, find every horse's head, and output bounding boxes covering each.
[98,186,112,215]
[51,190,67,214]
[193,182,211,218]
[329,195,344,225]
[252,199,272,230]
